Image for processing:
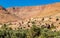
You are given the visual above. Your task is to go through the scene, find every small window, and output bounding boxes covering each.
[23,27,26,28]
[56,18,59,21]
[47,24,50,29]
[42,18,44,21]
[59,23,60,24]
[49,17,52,19]
[28,25,30,27]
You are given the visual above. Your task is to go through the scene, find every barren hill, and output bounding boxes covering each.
[7,2,60,20]
[0,6,20,23]
[0,2,60,22]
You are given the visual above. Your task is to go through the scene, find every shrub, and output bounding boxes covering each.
[0,24,60,38]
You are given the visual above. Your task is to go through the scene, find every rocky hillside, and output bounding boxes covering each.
[7,2,60,20]
[0,6,21,23]
[0,2,60,30]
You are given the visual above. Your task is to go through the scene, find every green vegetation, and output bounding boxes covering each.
[0,24,60,38]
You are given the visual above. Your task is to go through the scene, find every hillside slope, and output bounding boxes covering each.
[0,6,20,23]
[7,2,60,20]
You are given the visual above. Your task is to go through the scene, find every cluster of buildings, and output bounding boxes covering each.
[2,16,60,31]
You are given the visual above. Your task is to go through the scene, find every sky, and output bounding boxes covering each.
[0,0,60,8]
